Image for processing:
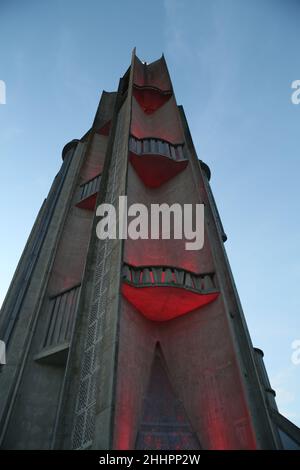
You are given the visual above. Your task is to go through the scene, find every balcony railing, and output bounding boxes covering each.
[129,136,187,162]
[42,283,81,351]
[133,84,172,114]
[122,264,219,321]
[79,174,101,203]
[122,264,217,294]
[76,174,101,210]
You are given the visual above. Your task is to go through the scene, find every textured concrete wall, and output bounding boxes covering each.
[0,142,86,448]
[0,90,115,448]
[112,53,278,450]
[53,80,133,450]
[113,296,257,449]
[131,96,183,144]
[0,53,280,450]
[124,163,214,273]
[115,151,257,449]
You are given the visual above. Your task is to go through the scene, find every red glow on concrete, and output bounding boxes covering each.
[131,97,184,144]
[122,283,219,322]
[135,348,201,449]
[129,153,188,188]
[97,120,111,136]
[76,193,97,211]
[203,394,256,449]
[114,410,132,450]
[205,402,230,449]
[133,86,172,114]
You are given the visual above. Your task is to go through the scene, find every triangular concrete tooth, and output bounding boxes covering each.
[172,269,179,284]
[192,275,202,291]
[153,267,162,284]
[184,272,194,288]
[165,143,171,158]
[122,264,131,281]
[143,139,150,154]
[136,140,142,154]
[164,268,174,283]
[142,268,152,284]
[175,269,185,285]
[129,136,135,152]
[132,269,141,284]
[177,145,184,160]
[203,274,214,291]
[170,145,176,160]
[150,139,156,154]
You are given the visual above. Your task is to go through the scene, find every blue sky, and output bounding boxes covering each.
[0,0,300,425]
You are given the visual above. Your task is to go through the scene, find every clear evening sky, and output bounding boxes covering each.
[0,0,299,424]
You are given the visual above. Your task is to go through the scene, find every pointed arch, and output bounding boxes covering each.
[135,343,201,450]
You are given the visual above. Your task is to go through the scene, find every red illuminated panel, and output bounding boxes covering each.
[129,153,188,188]
[76,193,97,211]
[122,283,219,322]
[133,86,172,114]
[131,96,184,144]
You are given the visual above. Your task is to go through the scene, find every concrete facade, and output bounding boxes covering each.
[0,51,300,450]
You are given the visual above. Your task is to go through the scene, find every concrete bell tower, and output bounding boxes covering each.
[1,50,300,450]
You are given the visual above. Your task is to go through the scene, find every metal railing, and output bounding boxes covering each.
[129,136,187,162]
[122,264,217,294]
[79,174,101,203]
[42,284,81,350]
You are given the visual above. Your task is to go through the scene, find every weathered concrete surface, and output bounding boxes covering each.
[0,52,291,450]
[0,141,86,448]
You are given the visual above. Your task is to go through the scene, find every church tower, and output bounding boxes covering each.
[1,51,299,450]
